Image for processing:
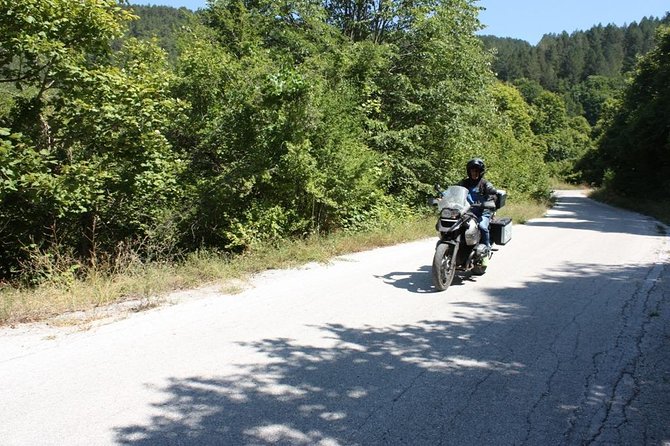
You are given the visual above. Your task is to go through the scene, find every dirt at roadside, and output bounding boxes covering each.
[0,280,249,359]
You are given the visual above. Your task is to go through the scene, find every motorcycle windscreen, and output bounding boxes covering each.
[438,186,470,213]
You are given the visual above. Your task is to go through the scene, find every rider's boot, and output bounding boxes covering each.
[481,245,491,267]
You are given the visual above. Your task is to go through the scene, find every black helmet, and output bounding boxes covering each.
[466,158,486,176]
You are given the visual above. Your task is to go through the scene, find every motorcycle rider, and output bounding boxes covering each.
[458,158,498,262]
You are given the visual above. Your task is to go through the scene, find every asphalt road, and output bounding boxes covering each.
[1,190,669,446]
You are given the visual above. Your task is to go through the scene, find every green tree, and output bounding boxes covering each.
[0,1,185,277]
[589,26,670,194]
[360,0,495,199]
[173,9,386,248]
[486,82,550,199]
[574,75,624,125]
[530,90,568,135]
[544,116,593,180]
[124,5,196,60]
[489,82,533,141]
[513,82,593,181]
[0,0,133,104]
[482,14,668,91]
[51,39,187,257]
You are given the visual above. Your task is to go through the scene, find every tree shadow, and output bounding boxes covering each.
[114,261,668,445]
[526,195,665,236]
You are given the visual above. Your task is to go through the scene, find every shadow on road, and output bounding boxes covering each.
[526,195,665,236]
[375,265,477,294]
[374,265,434,293]
[114,259,669,445]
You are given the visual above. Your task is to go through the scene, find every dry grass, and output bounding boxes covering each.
[496,199,553,224]
[0,202,547,326]
[549,178,589,190]
[497,202,544,224]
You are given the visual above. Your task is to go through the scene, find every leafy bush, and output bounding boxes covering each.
[1,0,557,282]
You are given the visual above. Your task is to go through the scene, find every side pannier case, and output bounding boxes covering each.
[491,217,512,245]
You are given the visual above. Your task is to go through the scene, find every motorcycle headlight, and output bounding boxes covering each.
[441,208,460,219]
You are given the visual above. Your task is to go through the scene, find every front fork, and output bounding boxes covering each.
[436,239,459,264]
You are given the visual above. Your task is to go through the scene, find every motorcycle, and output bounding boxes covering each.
[428,185,510,291]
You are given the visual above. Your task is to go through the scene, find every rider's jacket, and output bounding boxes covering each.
[458,177,498,217]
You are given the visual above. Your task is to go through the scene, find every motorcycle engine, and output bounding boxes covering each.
[475,243,488,258]
[464,219,479,246]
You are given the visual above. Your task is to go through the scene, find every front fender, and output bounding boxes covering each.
[435,240,460,258]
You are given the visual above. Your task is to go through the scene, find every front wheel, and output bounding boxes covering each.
[432,243,456,291]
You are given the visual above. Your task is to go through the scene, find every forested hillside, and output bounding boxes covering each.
[123,4,196,59]
[481,17,667,86]
[481,14,670,200]
[585,26,670,194]
[1,0,668,283]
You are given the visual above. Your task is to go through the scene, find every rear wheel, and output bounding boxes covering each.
[432,243,456,291]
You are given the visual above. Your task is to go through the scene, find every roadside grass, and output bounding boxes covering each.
[496,200,550,224]
[549,178,589,190]
[0,200,548,326]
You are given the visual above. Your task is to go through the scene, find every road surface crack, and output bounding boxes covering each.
[568,262,663,445]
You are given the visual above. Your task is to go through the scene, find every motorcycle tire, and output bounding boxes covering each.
[432,242,456,291]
